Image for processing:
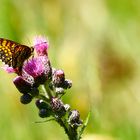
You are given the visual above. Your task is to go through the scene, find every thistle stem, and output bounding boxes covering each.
[41,84,52,99]
[45,84,52,98]
[37,94,50,102]
[55,117,79,140]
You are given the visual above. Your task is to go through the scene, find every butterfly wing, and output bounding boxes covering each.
[0,38,17,67]
[0,38,33,69]
[12,44,32,68]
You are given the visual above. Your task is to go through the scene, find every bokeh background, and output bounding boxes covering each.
[0,0,140,140]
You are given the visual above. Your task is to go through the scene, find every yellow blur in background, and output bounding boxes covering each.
[0,0,140,140]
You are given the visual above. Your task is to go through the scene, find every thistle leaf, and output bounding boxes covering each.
[78,111,91,139]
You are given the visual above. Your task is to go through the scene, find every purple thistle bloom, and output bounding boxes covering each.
[22,70,34,85]
[23,56,52,85]
[23,57,45,77]
[33,36,49,56]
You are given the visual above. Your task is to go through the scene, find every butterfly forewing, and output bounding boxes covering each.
[0,38,17,66]
[0,38,33,71]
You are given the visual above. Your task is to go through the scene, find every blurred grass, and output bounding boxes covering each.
[0,0,140,140]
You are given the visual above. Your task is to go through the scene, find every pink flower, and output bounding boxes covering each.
[33,36,49,56]
[23,56,52,85]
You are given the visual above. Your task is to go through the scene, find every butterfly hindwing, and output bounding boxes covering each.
[12,44,32,68]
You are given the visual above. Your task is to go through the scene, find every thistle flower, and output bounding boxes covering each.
[33,36,49,56]
[23,56,52,85]
[0,36,88,139]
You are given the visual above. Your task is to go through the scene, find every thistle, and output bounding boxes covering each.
[1,36,90,140]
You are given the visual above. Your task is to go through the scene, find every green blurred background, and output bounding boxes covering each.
[0,0,140,140]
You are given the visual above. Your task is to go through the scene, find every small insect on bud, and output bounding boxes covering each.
[50,97,66,117]
[13,76,32,94]
[20,94,33,104]
[68,110,83,128]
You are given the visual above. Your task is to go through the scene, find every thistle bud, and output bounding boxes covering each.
[13,76,32,94]
[35,99,50,109]
[63,79,72,89]
[68,110,83,128]
[52,69,65,87]
[50,97,66,117]
[20,94,33,104]
[39,108,51,118]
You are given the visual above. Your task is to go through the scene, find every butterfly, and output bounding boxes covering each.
[0,38,34,75]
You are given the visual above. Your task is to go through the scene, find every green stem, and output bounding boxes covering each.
[41,84,52,99]
[37,94,50,102]
[45,84,52,98]
[68,126,78,140]
[56,118,79,140]
[56,118,69,137]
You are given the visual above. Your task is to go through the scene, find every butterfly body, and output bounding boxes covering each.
[0,38,33,74]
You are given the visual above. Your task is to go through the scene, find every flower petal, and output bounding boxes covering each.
[33,36,49,56]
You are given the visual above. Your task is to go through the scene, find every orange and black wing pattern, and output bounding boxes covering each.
[0,38,33,69]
